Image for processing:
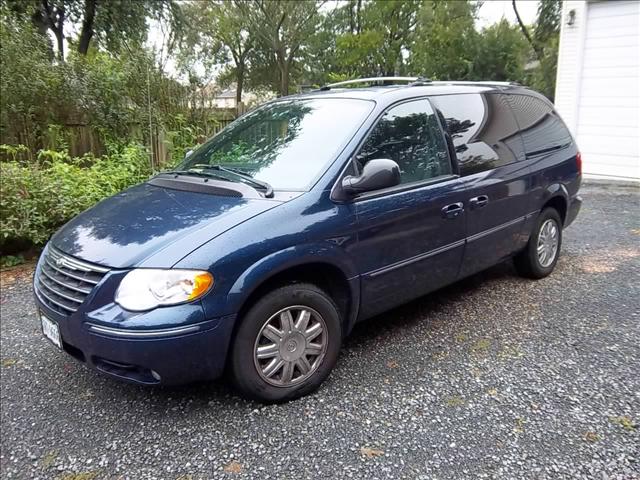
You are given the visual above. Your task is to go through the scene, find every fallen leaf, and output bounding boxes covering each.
[583,431,600,443]
[444,395,465,407]
[360,446,384,458]
[610,415,636,431]
[223,461,242,474]
[40,451,58,470]
[1,358,17,367]
[386,360,398,369]
[454,333,467,343]
[57,471,100,480]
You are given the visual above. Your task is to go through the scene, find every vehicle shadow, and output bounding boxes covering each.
[345,259,520,347]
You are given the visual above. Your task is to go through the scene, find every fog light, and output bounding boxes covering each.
[151,370,161,381]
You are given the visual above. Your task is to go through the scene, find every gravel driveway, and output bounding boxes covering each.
[1,183,638,480]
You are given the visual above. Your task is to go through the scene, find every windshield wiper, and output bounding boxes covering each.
[160,169,225,180]
[202,165,274,198]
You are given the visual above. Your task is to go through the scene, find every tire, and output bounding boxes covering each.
[229,283,342,403]
[514,207,563,279]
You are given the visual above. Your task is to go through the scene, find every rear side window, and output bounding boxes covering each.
[356,99,452,184]
[430,93,524,176]
[506,94,573,156]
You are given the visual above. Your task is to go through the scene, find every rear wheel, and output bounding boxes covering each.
[229,283,342,403]
[515,208,563,279]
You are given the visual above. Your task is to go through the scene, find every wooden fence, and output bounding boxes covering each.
[0,110,237,165]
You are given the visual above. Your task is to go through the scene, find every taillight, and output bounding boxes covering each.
[576,151,582,175]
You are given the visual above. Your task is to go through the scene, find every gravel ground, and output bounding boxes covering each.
[1,183,639,480]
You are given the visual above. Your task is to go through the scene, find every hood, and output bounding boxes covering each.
[51,182,280,268]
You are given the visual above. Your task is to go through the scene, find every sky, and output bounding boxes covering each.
[476,0,540,29]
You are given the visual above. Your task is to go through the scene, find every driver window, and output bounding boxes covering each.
[356,99,451,184]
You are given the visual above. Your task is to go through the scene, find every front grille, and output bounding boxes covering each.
[35,246,109,315]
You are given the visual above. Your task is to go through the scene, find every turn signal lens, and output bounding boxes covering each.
[189,273,214,300]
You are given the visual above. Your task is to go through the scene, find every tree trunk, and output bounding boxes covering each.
[276,47,289,96]
[235,63,245,106]
[41,0,65,60]
[280,61,289,96]
[348,0,355,34]
[78,0,97,55]
[512,0,543,61]
[54,27,64,61]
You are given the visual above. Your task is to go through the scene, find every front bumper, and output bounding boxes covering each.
[34,290,236,386]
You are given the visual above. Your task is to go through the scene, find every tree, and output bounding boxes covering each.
[512,0,542,61]
[473,19,529,82]
[236,0,323,96]
[411,1,479,80]
[184,1,253,106]
[530,0,561,100]
[513,0,561,100]
[3,0,170,59]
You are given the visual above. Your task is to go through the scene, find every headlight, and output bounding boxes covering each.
[115,269,213,312]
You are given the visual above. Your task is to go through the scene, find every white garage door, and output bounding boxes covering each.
[577,0,640,180]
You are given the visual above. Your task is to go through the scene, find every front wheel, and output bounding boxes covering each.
[229,283,342,403]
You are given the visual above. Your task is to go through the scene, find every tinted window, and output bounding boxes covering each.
[180,98,374,190]
[356,99,451,184]
[507,94,573,156]
[430,93,523,176]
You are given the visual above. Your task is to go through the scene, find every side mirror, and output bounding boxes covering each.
[342,159,401,195]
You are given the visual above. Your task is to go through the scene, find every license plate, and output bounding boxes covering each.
[41,313,62,349]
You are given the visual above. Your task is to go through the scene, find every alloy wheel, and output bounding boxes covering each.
[253,305,328,387]
[537,218,559,268]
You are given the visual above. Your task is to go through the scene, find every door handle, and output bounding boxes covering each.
[441,202,464,219]
[469,195,489,209]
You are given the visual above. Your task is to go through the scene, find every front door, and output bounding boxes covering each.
[349,98,467,319]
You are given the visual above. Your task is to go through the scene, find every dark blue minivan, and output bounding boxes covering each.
[34,78,582,402]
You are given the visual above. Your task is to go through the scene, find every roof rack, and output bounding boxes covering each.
[429,80,522,87]
[315,77,521,92]
[318,76,431,91]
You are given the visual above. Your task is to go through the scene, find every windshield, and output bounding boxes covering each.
[178,98,374,191]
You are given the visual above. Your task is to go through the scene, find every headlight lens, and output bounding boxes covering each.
[115,269,213,312]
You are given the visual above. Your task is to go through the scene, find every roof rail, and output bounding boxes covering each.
[428,80,522,88]
[315,77,521,92]
[318,76,429,91]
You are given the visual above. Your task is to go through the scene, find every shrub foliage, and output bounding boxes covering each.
[0,144,150,254]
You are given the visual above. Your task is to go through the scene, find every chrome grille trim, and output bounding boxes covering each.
[38,276,84,303]
[35,246,109,315]
[43,257,101,284]
[39,266,92,294]
[35,280,80,313]
[48,247,109,273]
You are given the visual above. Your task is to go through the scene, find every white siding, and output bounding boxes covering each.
[555,0,640,181]
[555,1,589,133]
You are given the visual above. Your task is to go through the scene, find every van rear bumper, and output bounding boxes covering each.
[565,195,582,228]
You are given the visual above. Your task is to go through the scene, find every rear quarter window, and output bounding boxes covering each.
[506,94,573,157]
[430,93,524,176]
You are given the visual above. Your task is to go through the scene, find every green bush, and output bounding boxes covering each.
[0,144,151,254]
